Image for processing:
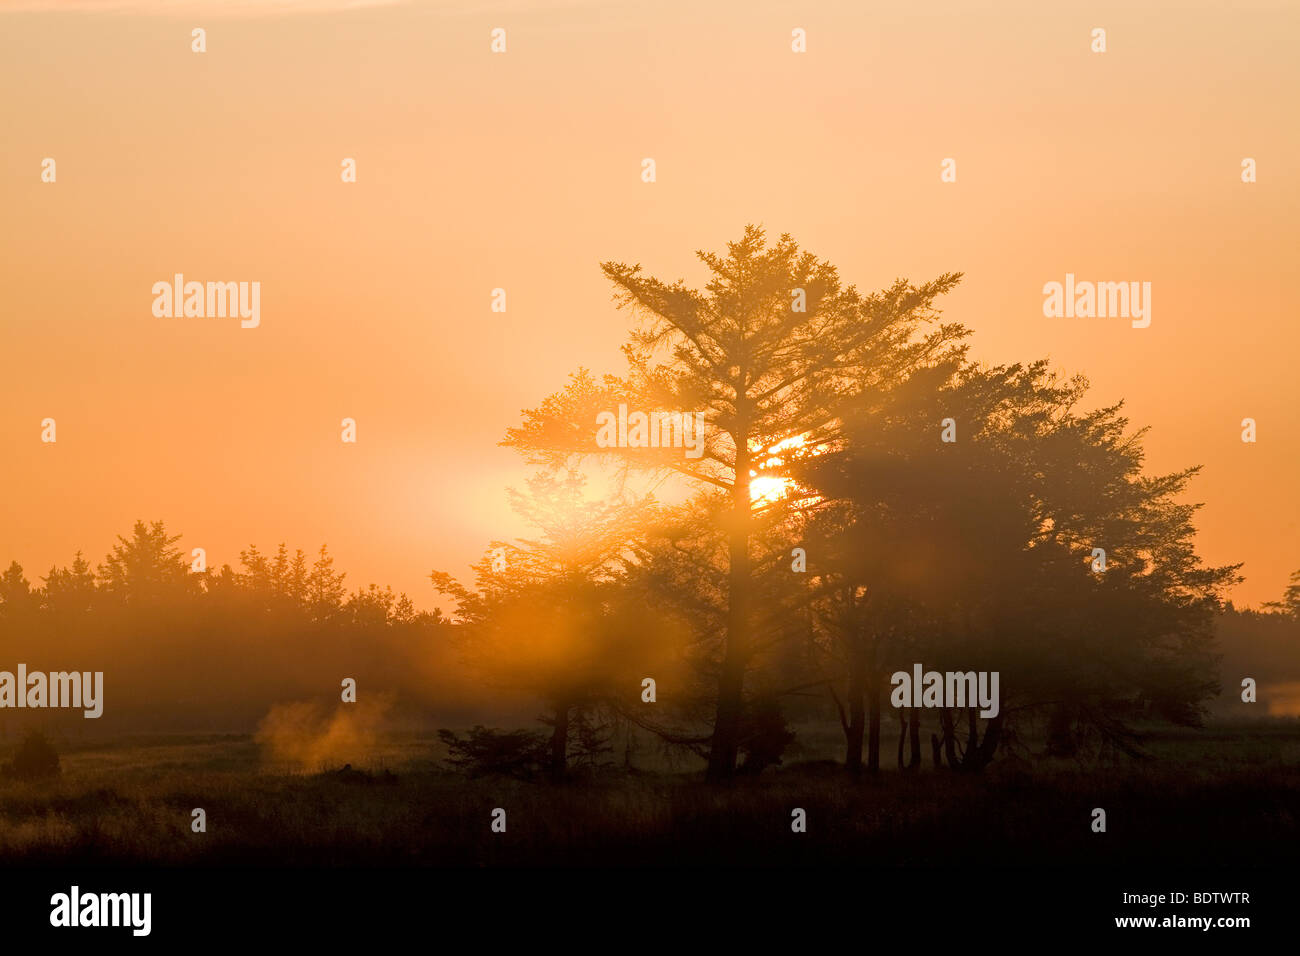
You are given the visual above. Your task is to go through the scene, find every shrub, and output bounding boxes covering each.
[438,726,548,780]
[6,730,61,779]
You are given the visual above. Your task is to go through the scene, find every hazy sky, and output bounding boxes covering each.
[2,0,1297,608]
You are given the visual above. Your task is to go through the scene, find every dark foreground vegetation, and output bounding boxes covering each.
[2,723,1295,868]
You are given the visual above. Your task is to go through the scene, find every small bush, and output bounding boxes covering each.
[438,726,548,780]
[6,730,61,780]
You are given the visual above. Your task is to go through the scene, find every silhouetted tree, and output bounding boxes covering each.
[797,358,1239,769]
[0,561,36,620]
[1265,569,1300,620]
[620,491,808,767]
[96,520,195,606]
[433,473,666,781]
[42,552,95,617]
[306,545,347,623]
[505,226,967,779]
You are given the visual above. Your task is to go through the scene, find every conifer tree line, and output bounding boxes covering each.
[1,522,436,629]
[0,523,453,731]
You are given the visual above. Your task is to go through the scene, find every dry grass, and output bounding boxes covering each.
[1,721,1296,867]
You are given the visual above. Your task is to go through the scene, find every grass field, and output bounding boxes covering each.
[1,721,1296,867]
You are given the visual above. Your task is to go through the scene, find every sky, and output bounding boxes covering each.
[1,0,1297,609]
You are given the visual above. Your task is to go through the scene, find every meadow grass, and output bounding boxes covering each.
[0,721,1295,867]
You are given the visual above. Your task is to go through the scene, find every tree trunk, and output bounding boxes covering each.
[549,703,570,783]
[907,706,922,769]
[940,708,959,769]
[707,429,752,782]
[965,706,980,769]
[866,664,881,774]
[845,645,866,776]
[1045,705,1076,757]
[973,713,1002,770]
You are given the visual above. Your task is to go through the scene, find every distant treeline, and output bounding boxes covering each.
[0,521,497,736]
[1214,603,1300,716]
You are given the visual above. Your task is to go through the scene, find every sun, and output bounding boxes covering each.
[749,474,792,505]
[749,435,809,505]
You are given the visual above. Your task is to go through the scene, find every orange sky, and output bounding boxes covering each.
[2,0,1297,608]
